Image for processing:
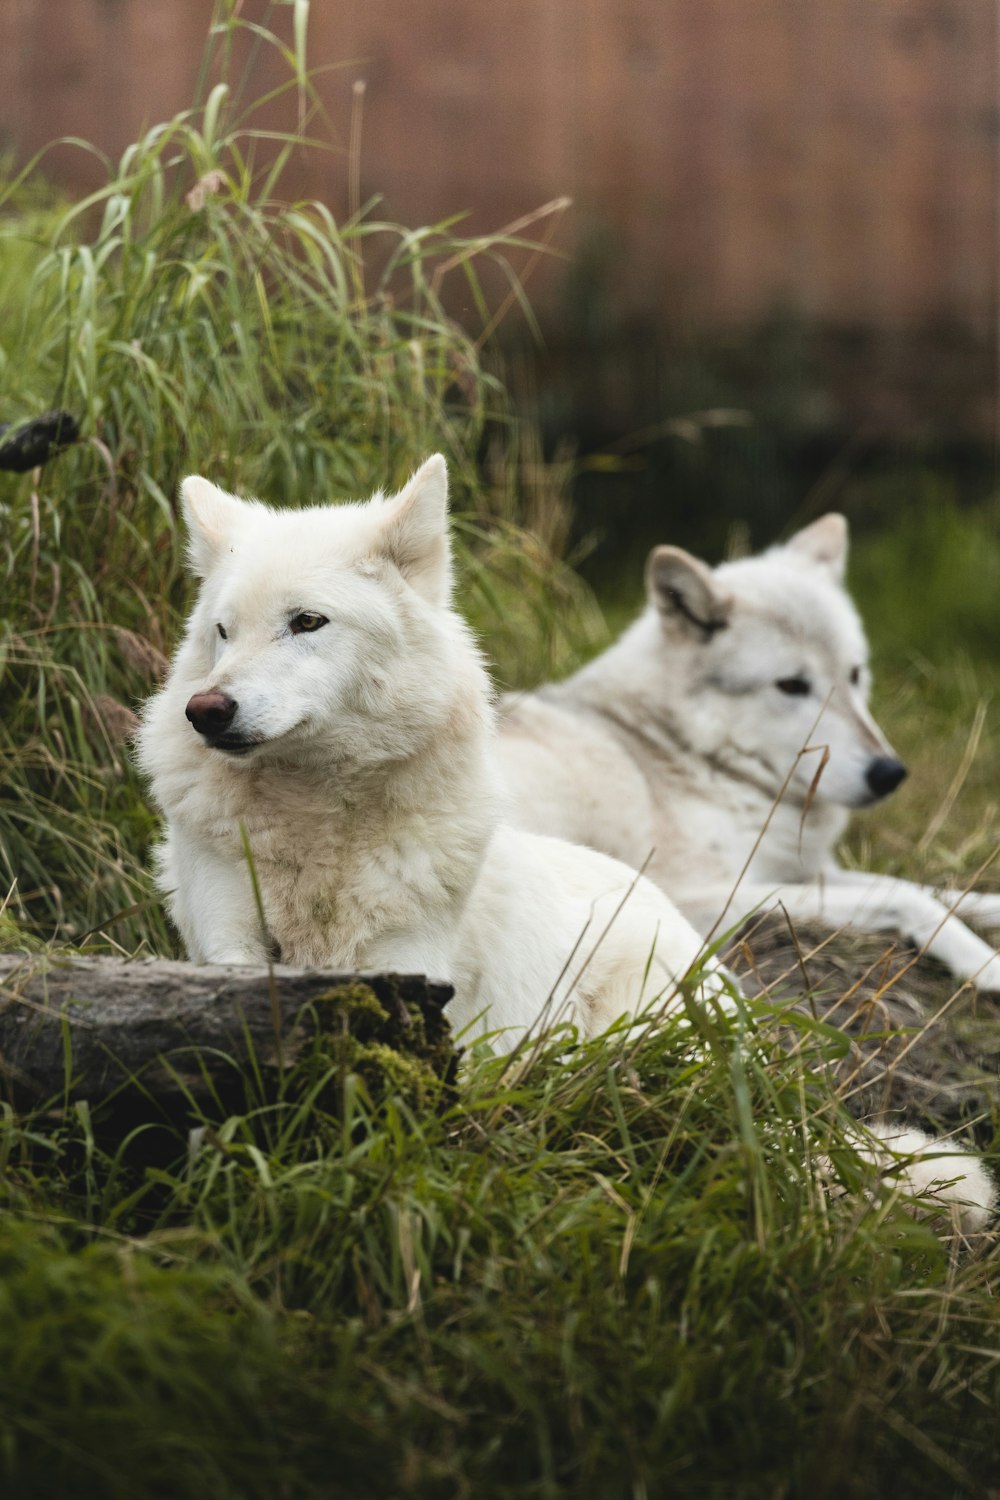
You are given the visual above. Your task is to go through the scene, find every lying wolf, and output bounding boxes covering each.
[137,455,731,1049]
[498,515,1000,992]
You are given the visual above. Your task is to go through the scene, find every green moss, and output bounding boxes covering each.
[300,980,458,1116]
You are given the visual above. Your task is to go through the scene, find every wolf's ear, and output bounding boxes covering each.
[782,513,848,580]
[180,476,245,576]
[378,454,452,605]
[646,546,730,637]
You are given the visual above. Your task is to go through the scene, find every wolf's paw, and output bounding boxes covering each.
[966,894,1000,931]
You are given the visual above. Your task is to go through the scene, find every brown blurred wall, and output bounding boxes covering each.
[1,0,996,337]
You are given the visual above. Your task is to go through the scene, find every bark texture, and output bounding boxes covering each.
[0,955,456,1115]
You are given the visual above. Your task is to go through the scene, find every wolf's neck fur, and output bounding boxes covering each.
[548,608,847,882]
[243,704,499,970]
[555,611,698,758]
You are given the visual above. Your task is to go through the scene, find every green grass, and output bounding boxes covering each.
[3,998,999,1499]
[845,482,1000,889]
[1,4,1000,1497]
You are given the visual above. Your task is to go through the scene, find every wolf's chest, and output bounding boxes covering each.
[244,824,371,967]
[732,798,847,882]
[242,813,463,969]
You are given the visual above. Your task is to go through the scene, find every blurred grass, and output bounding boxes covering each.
[845,482,1000,888]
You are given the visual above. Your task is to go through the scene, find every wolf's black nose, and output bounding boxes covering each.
[866,756,908,800]
[185,691,238,736]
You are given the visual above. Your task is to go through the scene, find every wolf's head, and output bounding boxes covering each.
[167,454,486,767]
[643,514,906,810]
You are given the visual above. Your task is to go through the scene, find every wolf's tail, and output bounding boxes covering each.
[854,1120,995,1235]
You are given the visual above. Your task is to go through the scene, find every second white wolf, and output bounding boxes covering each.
[499,514,1000,991]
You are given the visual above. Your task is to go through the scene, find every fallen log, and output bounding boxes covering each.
[0,954,457,1119]
[4,928,993,1138]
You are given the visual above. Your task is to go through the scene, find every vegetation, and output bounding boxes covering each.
[0,0,594,950]
[3,995,999,1500]
[1,4,999,1497]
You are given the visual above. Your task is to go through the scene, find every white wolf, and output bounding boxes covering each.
[498,514,1000,993]
[137,455,731,1050]
[137,465,993,1230]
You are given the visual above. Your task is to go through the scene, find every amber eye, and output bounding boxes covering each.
[776,676,811,696]
[216,624,228,640]
[290,611,329,635]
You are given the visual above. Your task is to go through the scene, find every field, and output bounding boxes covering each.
[2,8,1000,1497]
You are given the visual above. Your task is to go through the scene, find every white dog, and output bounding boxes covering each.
[137,456,732,1049]
[498,515,1000,992]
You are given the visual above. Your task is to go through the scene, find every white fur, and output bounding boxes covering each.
[498,515,1000,991]
[138,456,729,1052]
[838,1121,995,1236]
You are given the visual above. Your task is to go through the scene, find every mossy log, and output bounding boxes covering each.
[0,955,457,1119]
[3,928,995,1136]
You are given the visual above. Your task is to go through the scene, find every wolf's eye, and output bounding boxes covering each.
[849,665,862,686]
[216,624,227,640]
[290,611,329,635]
[776,676,811,696]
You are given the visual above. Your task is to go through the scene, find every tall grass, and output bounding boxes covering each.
[0,0,596,947]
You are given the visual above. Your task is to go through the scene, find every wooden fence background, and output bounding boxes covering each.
[2,0,997,435]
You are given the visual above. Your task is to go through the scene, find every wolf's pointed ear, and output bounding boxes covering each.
[378,454,452,605]
[782,513,848,580]
[646,546,730,637]
[180,476,245,576]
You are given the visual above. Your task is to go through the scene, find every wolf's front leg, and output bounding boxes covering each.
[825,866,1000,930]
[934,887,1000,930]
[156,828,269,965]
[362,924,457,984]
[826,869,1000,947]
